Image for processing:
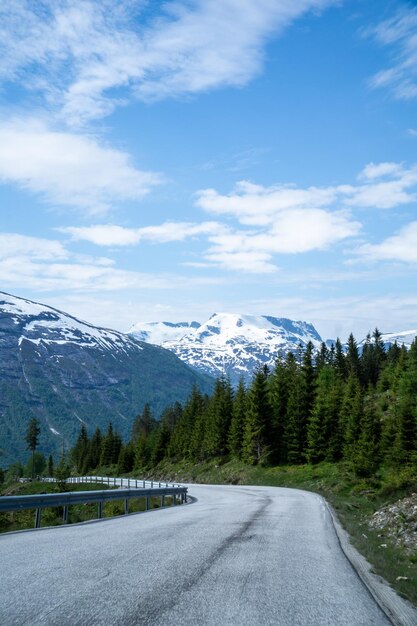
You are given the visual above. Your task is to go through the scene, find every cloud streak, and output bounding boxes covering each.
[0,118,161,214]
[367,7,417,101]
[0,0,337,126]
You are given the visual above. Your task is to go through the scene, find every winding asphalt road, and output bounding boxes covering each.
[0,484,394,625]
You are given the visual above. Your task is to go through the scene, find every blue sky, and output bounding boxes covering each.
[1,0,417,341]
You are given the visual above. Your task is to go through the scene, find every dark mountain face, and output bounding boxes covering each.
[0,292,213,465]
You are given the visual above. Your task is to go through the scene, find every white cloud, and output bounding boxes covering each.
[0,233,68,260]
[196,181,336,226]
[359,162,404,180]
[357,221,417,264]
[367,7,417,102]
[0,0,337,125]
[0,230,221,292]
[0,118,161,213]
[61,221,224,245]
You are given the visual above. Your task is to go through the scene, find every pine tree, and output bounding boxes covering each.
[228,378,247,459]
[346,333,362,383]
[83,427,102,472]
[47,454,54,477]
[350,388,381,477]
[307,366,342,463]
[71,424,89,473]
[342,373,363,460]
[117,443,135,474]
[268,357,289,464]
[392,341,417,464]
[335,338,346,380]
[203,376,234,457]
[242,367,272,465]
[100,423,115,467]
[25,418,40,480]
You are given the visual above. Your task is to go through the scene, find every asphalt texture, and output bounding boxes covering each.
[0,484,393,626]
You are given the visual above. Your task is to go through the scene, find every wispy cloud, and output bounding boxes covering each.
[59,160,417,274]
[0,118,161,214]
[0,231,221,292]
[0,0,337,126]
[356,221,417,264]
[366,6,417,101]
[60,221,224,245]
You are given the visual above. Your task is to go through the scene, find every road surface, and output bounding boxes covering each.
[0,484,393,625]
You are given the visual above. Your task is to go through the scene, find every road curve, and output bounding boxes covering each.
[0,484,393,626]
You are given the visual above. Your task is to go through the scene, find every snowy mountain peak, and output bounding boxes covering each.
[128,312,323,384]
[0,291,139,353]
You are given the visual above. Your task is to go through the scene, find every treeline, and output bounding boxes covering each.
[70,330,417,478]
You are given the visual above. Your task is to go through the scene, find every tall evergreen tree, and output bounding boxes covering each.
[228,378,247,459]
[307,366,342,463]
[345,333,362,383]
[25,418,40,480]
[243,367,272,465]
[350,388,381,477]
[342,373,363,460]
[71,424,89,473]
[268,357,290,464]
[203,376,234,457]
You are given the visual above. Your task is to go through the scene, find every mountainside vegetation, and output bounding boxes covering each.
[68,330,417,478]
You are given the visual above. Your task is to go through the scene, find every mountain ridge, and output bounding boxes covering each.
[128,312,323,384]
[0,291,213,464]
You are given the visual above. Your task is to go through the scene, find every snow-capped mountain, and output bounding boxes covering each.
[358,329,417,351]
[0,291,212,464]
[128,320,201,344]
[129,312,323,384]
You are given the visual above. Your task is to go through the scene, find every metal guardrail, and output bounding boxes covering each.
[64,475,184,489]
[0,483,188,529]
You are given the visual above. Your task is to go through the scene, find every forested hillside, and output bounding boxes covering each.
[69,330,417,477]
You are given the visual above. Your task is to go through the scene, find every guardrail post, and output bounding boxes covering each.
[161,495,165,508]
[98,501,103,519]
[34,508,41,528]
[63,505,69,524]
[173,494,176,506]
[151,481,153,488]
[143,480,145,488]
[128,479,130,488]
[124,499,129,515]
[145,496,149,511]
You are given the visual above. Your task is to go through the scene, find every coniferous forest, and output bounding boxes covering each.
[69,330,417,478]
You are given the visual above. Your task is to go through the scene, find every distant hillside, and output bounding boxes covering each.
[0,292,213,465]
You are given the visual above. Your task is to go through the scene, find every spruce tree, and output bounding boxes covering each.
[203,376,233,457]
[268,357,289,464]
[351,388,381,477]
[25,418,40,480]
[342,373,363,460]
[307,366,342,463]
[47,454,54,477]
[242,367,272,465]
[392,341,417,464]
[71,424,89,473]
[228,378,247,459]
[345,333,362,383]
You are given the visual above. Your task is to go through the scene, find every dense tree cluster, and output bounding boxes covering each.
[69,331,417,478]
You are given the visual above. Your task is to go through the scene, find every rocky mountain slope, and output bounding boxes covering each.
[128,312,323,385]
[0,292,213,465]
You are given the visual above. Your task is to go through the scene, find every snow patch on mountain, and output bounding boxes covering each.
[127,320,200,344]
